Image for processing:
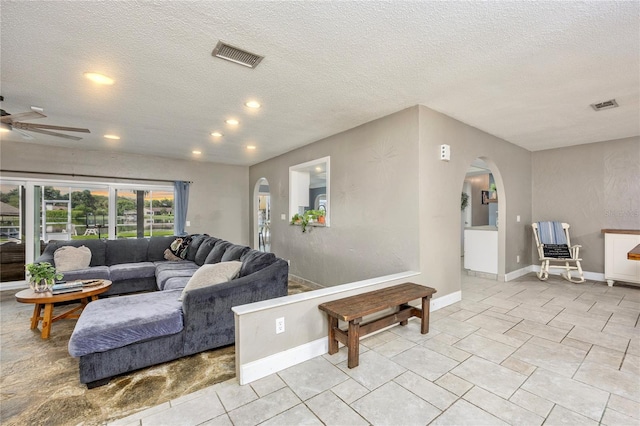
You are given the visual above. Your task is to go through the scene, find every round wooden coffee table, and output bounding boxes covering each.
[15,279,112,339]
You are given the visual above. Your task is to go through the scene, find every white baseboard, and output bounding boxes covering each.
[431,290,461,311]
[239,337,327,385]
[238,289,461,385]
[505,265,535,281]
[530,265,605,283]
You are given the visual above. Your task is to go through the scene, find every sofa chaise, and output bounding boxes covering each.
[35,235,289,387]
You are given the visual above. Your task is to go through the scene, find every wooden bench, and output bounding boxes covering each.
[318,283,437,368]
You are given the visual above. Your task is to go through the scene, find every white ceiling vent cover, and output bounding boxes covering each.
[212,41,264,69]
[590,99,619,111]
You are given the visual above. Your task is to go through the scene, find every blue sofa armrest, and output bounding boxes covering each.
[181,259,289,355]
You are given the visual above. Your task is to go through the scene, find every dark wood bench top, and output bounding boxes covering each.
[318,283,437,321]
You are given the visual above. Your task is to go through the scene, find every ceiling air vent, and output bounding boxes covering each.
[212,41,264,69]
[590,99,619,111]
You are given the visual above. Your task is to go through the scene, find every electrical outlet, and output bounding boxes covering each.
[275,317,285,334]
[281,213,286,221]
[186,221,191,227]
[517,255,520,263]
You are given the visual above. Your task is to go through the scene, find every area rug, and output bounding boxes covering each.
[0,281,314,425]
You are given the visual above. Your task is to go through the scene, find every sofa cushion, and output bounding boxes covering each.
[163,276,191,291]
[57,266,110,282]
[194,237,220,266]
[68,289,184,357]
[106,238,149,265]
[203,241,231,265]
[156,267,199,290]
[185,234,209,262]
[154,260,198,274]
[221,244,251,262]
[147,236,175,262]
[109,262,156,281]
[239,250,277,277]
[54,246,92,272]
[179,261,242,301]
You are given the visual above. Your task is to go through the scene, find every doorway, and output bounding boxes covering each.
[461,158,504,278]
[254,178,271,252]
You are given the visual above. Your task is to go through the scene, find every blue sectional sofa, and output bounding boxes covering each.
[36,235,289,387]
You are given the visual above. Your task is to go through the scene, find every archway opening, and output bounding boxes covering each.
[253,178,271,252]
[460,158,505,279]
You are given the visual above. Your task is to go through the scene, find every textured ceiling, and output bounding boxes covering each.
[1,1,638,166]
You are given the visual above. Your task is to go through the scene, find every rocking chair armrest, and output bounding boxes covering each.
[569,244,581,258]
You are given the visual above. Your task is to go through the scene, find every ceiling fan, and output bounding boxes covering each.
[0,96,90,141]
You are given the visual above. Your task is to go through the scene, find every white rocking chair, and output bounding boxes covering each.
[532,222,585,283]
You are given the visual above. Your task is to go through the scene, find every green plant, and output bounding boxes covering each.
[25,262,63,284]
[489,183,496,192]
[461,192,469,211]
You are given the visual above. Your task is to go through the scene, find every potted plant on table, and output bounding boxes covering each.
[25,262,63,293]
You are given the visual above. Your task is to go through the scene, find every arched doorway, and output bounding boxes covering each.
[253,178,271,252]
[460,158,505,279]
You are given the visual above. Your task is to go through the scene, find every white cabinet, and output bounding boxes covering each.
[602,230,640,287]
[464,227,498,275]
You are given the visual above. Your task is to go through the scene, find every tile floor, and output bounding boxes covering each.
[111,274,640,425]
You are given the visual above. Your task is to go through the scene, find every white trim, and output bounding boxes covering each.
[233,270,421,315]
[0,280,28,291]
[237,285,460,385]
[239,337,327,385]
[504,265,535,281]
[431,290,462,310]
[530,265,605,283]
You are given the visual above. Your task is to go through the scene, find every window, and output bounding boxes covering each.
[289,156,330,226]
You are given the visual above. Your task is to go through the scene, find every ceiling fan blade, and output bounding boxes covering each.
[0,111,46,123]
[12,128,35,140]
[19,127,83,141]
[14,122,90,133]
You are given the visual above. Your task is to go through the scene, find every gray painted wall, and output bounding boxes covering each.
[417,105,533,294]
[532,136,640,272]
[465,174,490,226]
[0,141,249,244]
[250,107,421,287]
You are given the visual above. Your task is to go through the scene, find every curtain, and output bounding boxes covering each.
[174,181,190,236]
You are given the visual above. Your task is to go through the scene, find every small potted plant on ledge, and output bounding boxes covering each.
[25,262,63,293]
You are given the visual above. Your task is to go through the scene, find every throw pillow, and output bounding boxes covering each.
[169,236,192,259]
[54,246,92,272]
[179,261,242,301]
[164,248,182,261]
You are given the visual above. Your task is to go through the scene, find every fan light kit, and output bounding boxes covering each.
[84,72,114,85]
[225,119,239,126]
[0,99,91,141]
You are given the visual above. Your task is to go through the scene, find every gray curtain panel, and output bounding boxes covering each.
[173,181,190,236]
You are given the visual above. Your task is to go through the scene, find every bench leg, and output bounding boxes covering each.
[347,318,361,368]
[421,296,430,334]
[328,316,338,355]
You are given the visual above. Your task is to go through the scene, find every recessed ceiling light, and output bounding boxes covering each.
[210,131,223,137]
[192,150,202,155]
[84,72,114,85]
[104,134,120,140]
[246,145,256,150]
[245,100,261,109]
[315,166,322,172]
[225,119,239,126]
